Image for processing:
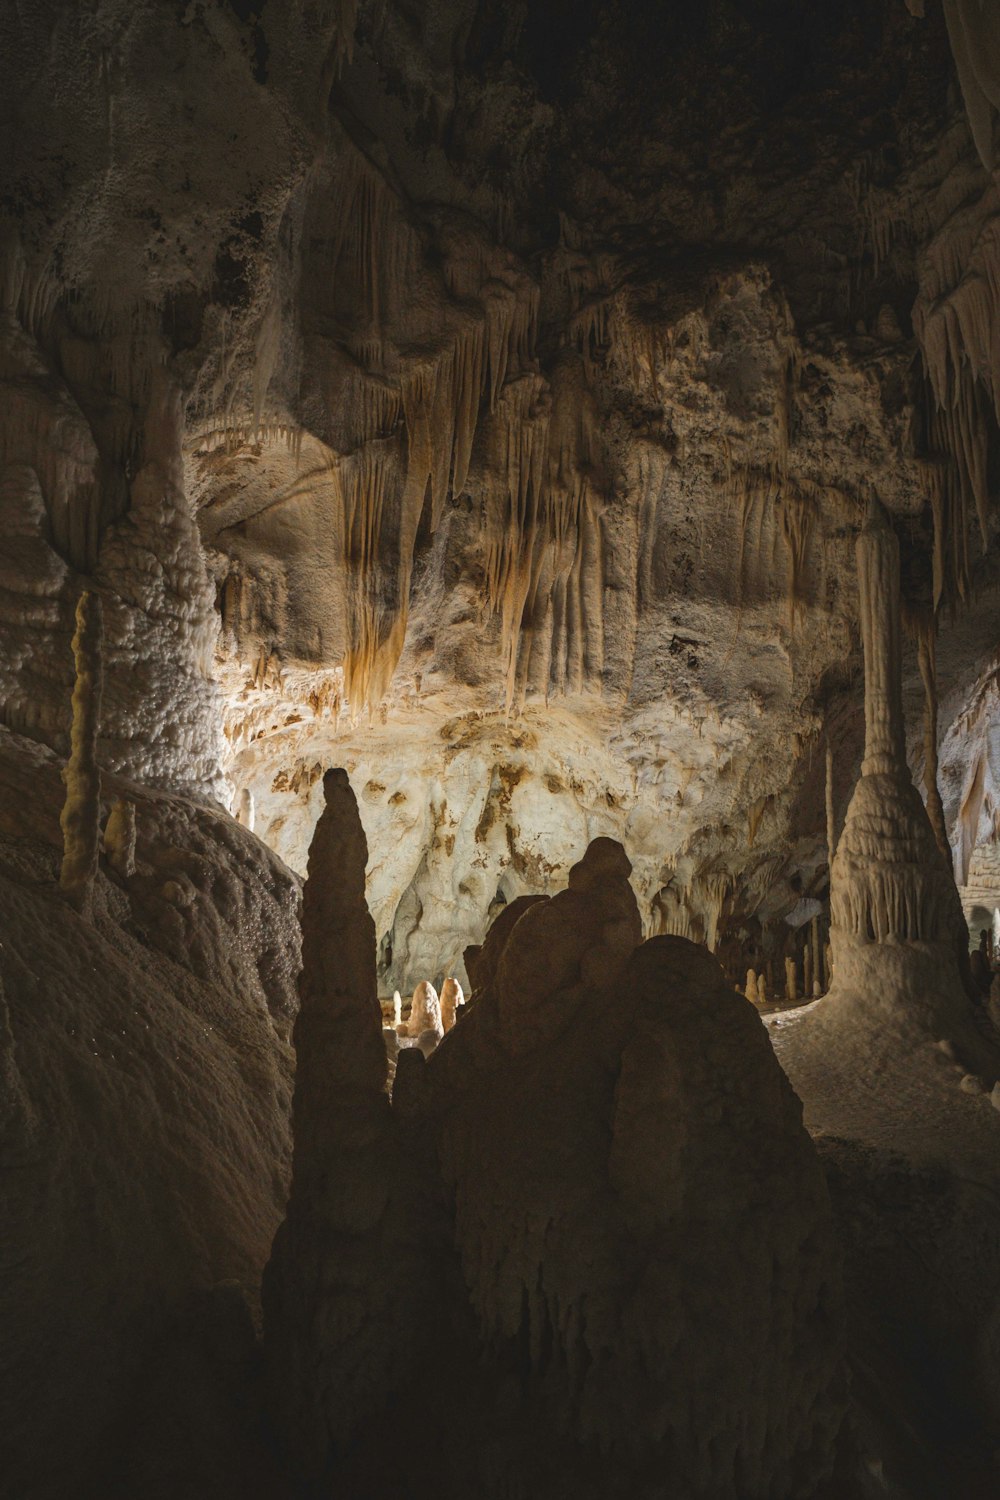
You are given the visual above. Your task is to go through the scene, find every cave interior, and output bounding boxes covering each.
[4,1,1000,1496]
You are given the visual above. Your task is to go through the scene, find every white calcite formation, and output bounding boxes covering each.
[265,822,848,1498]
[440,975,464,1031]
[404,978,442,1039]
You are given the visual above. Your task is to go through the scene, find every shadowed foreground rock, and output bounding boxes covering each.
[265,815,849,1499]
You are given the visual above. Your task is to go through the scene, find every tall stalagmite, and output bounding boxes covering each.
[263,768,434,1485]
[828,502,983,1042]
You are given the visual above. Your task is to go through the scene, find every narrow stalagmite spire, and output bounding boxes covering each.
[59,591,104,913]
[784,955,798,1004]
[857,499,907,778]
[917,626,951,864]
[291,768,386,1181]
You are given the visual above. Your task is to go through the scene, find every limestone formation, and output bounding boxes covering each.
[0,728,298,1499]
[494,836,642,1053]
[59,591,104,913]
[784,955,798,1004]
[7,0,1000,1492]
[103,797,136,879]
[440,976,465,1031]
[828,503,982,1046]
[404,979,442,1040]
[264,769,427,1484]
[266,836,849,1498]
[234,788,255,832]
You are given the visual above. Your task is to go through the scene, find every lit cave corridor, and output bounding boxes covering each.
[5,2,1000,1497]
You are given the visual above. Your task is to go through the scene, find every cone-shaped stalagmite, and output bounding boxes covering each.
[263,769,436,1487]
[59,592,104,913]
[828,501,982,1039]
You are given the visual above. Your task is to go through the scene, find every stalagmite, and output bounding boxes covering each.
[234,787,255,831]
[825,500,984,1041]
[811,914,822,991]
[785,955,798,1004]
[262,837,848,1495]
[392,990,402,1027]
[263,768,404,1482]
[59,591,104,914]
[745,968,759,1005]
[803,939,814,1000]
[440,976,465,1032]
[405,979,442,1040]
[103,797,136,878]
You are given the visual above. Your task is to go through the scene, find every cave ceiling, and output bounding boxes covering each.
[2,0,999,987]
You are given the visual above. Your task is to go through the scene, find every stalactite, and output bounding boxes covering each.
[59,591,104,913]
[942,0,1000,171]
[329,436,408,712]
[480,355,607,712]
[727,455,822,623]
[915,620,951,864]
[700,872,732,954]
[779,483,815,623]
[330,147,421,336]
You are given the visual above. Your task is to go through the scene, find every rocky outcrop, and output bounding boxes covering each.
[0,727,300,1499]
[263,768,431,1483]
[266,827,848,1498]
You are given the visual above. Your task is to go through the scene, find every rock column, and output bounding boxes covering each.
[857,501,906,778]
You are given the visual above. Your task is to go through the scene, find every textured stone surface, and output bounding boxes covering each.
[2,1,999,990]
[266,830,849,1498]
[0,728,299,1498]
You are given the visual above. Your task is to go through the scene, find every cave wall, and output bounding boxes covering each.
[2,0,999,981]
